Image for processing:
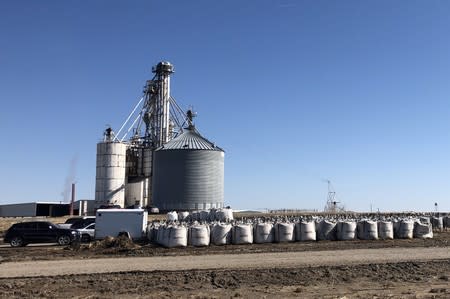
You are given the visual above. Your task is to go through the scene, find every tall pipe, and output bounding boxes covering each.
[70,183,75,216]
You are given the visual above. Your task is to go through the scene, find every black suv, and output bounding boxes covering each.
[4,221,80,247]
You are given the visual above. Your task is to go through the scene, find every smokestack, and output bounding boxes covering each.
[70,183,75,216]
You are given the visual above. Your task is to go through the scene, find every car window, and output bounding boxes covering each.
[22,222,37,230]
[13,223,25,229]
[86,223,95,229]
[37,222,50,230]
[71,220,85,229]
[65,218,81,224]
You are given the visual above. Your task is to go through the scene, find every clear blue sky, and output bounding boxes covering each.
[1,0,449,212]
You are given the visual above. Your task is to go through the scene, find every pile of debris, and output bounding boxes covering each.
[88,235,141,251]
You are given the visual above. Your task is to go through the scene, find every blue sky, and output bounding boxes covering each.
[1,0,449,212]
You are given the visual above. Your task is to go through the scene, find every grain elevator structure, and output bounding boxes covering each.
[95,62,224,211]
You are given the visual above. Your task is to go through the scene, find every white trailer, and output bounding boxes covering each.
[95,209,148,240]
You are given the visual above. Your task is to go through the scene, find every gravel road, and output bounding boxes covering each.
[1,246,448,278]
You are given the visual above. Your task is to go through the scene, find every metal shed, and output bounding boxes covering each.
[0,202,70,217]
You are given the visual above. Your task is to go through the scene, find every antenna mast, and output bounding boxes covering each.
[324,180,343,213]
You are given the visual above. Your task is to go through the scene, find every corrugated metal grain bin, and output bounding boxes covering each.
[152,127,224,211]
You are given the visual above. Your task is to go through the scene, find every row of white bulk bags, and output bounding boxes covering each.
[156,226,188,248]
[337,221,357,241]
[188,225,210,247]
[377,221,394,239]
[317,220,337,241]
[254,223,274,243]
[357,220,378,240]
[232,224,253,244]
[274,223,295,242]
[295,221,316,241]
[210,223,232,245]
[413,222,433,239]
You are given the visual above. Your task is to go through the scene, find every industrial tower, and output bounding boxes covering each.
[95,61,190,209]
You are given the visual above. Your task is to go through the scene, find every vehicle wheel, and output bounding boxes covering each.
[57,235,71,246]
[81,234,91,242]
[10,236,24,247]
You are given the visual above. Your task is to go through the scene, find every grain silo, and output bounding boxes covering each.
[95,128,127,208]
[94,61,225,210]
[152,125,224,211]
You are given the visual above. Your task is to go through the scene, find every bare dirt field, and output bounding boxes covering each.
[0,259,448,298]
[0,217,448,298]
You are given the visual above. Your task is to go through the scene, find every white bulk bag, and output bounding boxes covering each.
[398,220,414,239]
[274,223,295,242]
[216,208,234,222]
[414,222,433,239]
[377,221,394,240]
[253,223,274,244]
[317,220,337,241]
[232,224,253,245]
[337,221,357,241]
[166,226,188,248]
[431,217,443,231]
[167,211,178,221]
[295,221,316,241]
[211,223,232,245]
[189,225,210,247]
[357,220,378,240]
[178,211,190,221]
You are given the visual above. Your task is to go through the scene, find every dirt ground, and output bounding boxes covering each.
[0,217,448,298]
[0,260,448,298]
[0,231,449,263]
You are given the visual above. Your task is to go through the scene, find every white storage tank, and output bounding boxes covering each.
[95,141,127,208]
[125,178,145,208]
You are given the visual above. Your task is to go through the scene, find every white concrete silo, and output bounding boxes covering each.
[95,129,127,208]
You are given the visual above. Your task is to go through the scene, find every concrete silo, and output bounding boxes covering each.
[152,126,224,211]
[95,128,127,208]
